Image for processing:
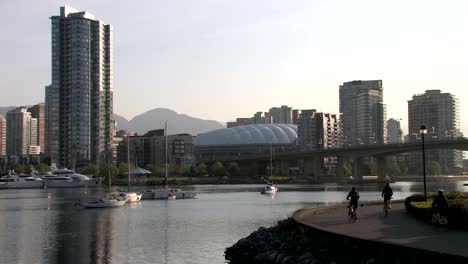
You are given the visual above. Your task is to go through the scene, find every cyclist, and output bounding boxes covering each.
[346,187,360,215]
[382,183,393,210]
[432,189,448,224]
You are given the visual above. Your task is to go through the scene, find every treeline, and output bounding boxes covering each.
[82,161,258,178]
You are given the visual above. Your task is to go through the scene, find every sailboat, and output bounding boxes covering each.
[141,121,197,200]
[116,136,143,203]
[261,138,278,195]
[78,155,127,208]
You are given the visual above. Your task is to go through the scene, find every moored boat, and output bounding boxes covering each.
[261,184,278,195]
[79,198,127,208]
[141,188,196,200]
[114,191,142,203]
[0,172,44,189]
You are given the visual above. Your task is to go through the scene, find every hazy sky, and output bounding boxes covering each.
[1,0,467,133]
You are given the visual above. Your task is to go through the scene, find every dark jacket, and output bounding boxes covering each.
[432,194,448,210]
[347,191,359,204]
[382,186,393,199]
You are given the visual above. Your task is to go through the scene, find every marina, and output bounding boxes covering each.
[0,181,466,264]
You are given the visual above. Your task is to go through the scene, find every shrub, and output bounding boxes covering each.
[405,192,468,230]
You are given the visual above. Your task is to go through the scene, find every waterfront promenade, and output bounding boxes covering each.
[294,202,468,258]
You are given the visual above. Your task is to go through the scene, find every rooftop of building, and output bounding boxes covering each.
[194,124,297,146]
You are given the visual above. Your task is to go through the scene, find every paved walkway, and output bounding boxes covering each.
[294,202,468,258]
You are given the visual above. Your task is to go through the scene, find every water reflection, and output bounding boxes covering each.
[0,181,466,264]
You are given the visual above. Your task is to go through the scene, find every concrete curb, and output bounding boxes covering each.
[291,200,467,261]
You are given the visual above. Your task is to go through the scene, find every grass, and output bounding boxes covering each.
[411,200,433,209]
[405,192,468,229]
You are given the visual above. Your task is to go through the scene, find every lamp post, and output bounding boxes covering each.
[420,125,428,201]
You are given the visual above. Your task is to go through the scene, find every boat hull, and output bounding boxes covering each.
[0,181,44,189]
[81,200,126,208]
[43,179,99,188]
[141,189,197,200]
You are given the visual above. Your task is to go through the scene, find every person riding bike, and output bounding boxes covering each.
[382,183,393,209]
[432,189,448,224]
[346,187,360,215]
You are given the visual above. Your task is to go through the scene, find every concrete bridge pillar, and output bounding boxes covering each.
[376,156,386,181]
[303,157,322,182]
[336,156,345,182]
[352,157,364,181]
[280,159,289,176]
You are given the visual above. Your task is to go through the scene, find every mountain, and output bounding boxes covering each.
[0,106,17,117]
[113,108,225,136]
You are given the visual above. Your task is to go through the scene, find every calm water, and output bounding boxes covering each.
[0,181,467,264]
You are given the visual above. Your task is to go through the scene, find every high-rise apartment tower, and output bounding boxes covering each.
[0,115,6,156]
[46,6,113,168]
[6,107,35,155]
[339,80,386,146]
[408,90,463,173]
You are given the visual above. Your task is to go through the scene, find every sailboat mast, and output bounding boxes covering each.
[270,139,273,178]
[165,121,168,189]
[108,151,111,192]
[127,135,131,192]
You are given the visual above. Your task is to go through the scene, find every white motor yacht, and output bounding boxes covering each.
[0,173,44,189]
[50,169,100,187]
[32,169,99,188]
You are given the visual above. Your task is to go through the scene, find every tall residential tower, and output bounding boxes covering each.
[408,90,463,173]
[0,115,6,156]
[46,6,113,168]
[339,80,386,146]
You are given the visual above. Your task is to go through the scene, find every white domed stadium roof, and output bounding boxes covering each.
[194,124,297,146]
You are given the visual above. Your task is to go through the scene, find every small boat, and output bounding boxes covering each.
[261,141,278,195]
[261,184,278,195]
[141,188,196,200]
[140,121,197,200]
[114,191,142,203]
[79,198,127,208]
[165,194,176,200]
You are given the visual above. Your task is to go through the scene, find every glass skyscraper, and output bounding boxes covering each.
[339,80,386,146]
[46,6,113,169]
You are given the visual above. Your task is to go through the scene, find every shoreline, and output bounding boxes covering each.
[226,204,468,264]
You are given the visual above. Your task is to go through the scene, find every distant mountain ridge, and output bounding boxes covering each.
[0,106,19,117]
[1,106,224,136]
[114,108,225,136]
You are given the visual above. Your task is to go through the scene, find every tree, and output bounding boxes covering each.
[385,158,401,176]
[195,163,208,175]
[226,162,240,176]
[14,165,25,174]
[177,164,191,176]
[343,163,352,177]
[210,161,226,176]
[36,163,50,173]
[144,164,155,173]
[427,160,441,176]
[118,162,133,175]
[23,165,34,174]
[84,164,100,176]
[99,164,119,178]
[153,165,166,177]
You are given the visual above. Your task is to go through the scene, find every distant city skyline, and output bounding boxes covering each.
[1,0,468,134]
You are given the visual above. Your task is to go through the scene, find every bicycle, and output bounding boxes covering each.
[383,199,390,216]
[348,205,357,223]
